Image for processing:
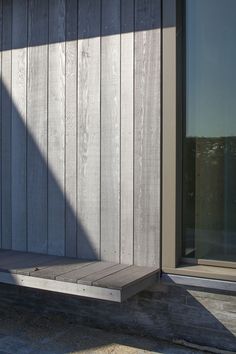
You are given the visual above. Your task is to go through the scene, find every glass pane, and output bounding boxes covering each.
[183,0,236,262]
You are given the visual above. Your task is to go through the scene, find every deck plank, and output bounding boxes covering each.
[56,261,116,283]
[30,259,93,279]
[93,265,158,289]
[0,252,58,274]
[5,260,56,275]
[78,263,130,286]
[0,251,31,268]
[0,250,21,261]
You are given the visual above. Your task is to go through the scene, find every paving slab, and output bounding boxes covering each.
[0,301,206,354]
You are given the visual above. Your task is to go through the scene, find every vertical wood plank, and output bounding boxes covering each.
[120,0,134,265]
[65,0,77,257]
[27,0,48,253]
[1,0,12,249]
[11,0,27,251]
[48,0,66,256]
[134,0,161,267]
[77,0,101,260]
[101,0,121,262]
[0,0,2,247]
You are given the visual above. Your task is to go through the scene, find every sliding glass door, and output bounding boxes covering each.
[183,0,236,262]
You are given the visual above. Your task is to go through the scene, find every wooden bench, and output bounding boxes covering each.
[0,250,159,302]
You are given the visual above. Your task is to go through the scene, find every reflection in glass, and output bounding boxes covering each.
[183,0,236,262]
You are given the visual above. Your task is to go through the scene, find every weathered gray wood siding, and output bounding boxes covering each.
[0,0,160,267]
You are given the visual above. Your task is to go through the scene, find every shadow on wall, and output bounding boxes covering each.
[0,1,235,352]
[0,0,164,51]
[0,0,163,263]
[1,74,95,259]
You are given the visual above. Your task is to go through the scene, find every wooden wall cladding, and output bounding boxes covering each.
[0,0,161,267]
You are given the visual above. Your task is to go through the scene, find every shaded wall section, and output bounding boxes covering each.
[0,0,161,267]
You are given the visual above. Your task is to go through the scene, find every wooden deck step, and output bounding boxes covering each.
[0,250,159,302]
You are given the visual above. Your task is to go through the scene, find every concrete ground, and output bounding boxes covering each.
[0,300,207,354]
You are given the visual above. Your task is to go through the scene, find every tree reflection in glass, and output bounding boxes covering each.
[183,0,236,262]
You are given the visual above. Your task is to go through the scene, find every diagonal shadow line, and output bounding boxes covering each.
[162,281,236,352]
[1,78,98,261]
[0,280,235,353]
[0,0,171,52]
[0,3,235,352]
[0,0,165,263]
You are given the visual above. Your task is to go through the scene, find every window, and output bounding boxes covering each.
[183,0,236,262]
[162,0,236,277]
